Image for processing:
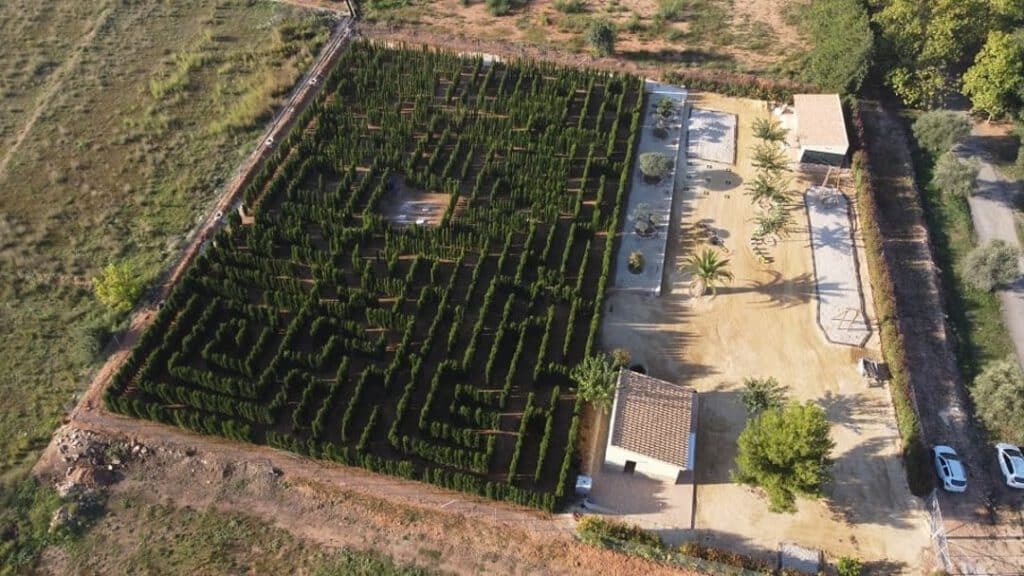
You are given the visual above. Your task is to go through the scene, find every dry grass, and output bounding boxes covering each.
[0,0,330,481]
[360,0,810,78]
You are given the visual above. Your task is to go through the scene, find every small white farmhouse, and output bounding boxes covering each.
[793,94,850,166]
[604,369,698,482]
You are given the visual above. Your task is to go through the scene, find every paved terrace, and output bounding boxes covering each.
[804,186,871,346]
[614,81,687,295]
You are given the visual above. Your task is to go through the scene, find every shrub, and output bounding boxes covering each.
[570,354,618,413]
[577,516,662,548]
[552,0,586,13]
[638,152,673,181]
[912,111,971,157]
[734,402,834,512]
[627,250,644,273]
[93,260,145,313]
[932,152,979,198]
[587,20,616,57]
[963,240,1022,292]
[971,356,1024,444]
[740,376,787,415]
[837,555,865,576]
[655,96,675,118]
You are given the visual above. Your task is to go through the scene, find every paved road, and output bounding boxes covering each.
[958,130,1024,370]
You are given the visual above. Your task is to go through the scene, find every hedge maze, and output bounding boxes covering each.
[106,42,643,510]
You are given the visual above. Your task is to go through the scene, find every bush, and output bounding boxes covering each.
[734,402,834,512]
[932,152,979,198]
[552,0,586,13]
[912,111,971,157]
[837,555,865,576]
[971,356,1024,444]
[627,250,644,273]
[740,376,787,415]
[570,354,618,413]
[963,240,1022,292]
[638,152,673,181]
[577,516,662,548]
[93,260,144,313]
[587,20,616,57]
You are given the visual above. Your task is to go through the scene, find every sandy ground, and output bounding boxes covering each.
[596,92,935,572]
[35,424,697,576]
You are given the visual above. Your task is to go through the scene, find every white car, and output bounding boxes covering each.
[996,443,1024,488]
[933,445,967,493]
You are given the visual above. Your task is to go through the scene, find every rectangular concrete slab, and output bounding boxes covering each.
[687,108,736,165]
[804,186,871,347]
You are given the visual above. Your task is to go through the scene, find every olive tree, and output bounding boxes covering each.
[963,240,1021,292]
[932,152,979,198]
[971,356,1024,445]
[911,111,971,157]
[587,20,616,56]
[638,152,673,181]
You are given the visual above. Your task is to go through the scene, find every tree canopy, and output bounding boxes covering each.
[638,152,673,181]
[963,240,1022,292]
[93,260,144,313]
[911,111,971,157]
[570,354,619,413]
[740,377,788,415]
[971,356,1024,445]
[734,402,834,512]
[963,30,1024,119]
[932,152,979,198]
[873,0,992,107]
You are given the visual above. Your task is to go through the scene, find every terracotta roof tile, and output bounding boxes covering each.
[609,370,697,469]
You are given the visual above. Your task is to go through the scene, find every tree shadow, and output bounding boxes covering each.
[711,270,842,310]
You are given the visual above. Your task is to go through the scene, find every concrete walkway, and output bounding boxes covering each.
[613,81,687,295]
[804,186,871,347]
[958,130,1024,370]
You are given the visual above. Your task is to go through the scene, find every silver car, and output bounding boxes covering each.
[933,445,967,493]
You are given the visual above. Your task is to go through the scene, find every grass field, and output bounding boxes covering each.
[39,490,433,575]
[0,0,331,481]
[105,42,643,510]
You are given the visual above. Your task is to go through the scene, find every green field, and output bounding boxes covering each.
[0,1,331,481]
[105,42,643,510]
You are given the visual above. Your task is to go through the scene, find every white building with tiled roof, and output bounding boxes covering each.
[604,369,698,481]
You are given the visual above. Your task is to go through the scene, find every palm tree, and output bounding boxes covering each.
[752,142,789,174]
[752,117,788,143]
[684,248,734,297]
[754,204,793,239]
[745,172,791,208]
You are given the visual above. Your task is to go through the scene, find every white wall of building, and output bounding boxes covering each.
[604,444,682,481]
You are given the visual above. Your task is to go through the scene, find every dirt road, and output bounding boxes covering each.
[958,127,1024,370]
[860,100,1024,575]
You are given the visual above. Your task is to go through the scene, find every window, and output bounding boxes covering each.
[624,460,636,474]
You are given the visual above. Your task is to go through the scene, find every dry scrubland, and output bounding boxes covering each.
[0,0,330,480]
[362,0,810,77]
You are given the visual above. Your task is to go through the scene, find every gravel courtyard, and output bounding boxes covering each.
[596,92,933,571]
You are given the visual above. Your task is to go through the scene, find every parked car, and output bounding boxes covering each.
[933,445,967,493]
[996,443,1024,488]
